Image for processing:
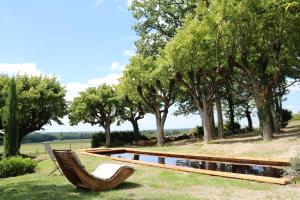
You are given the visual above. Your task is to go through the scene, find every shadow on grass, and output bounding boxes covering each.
[0,181,142,200]
[113,181,142,190]
[274,131,300,139]
[211,127,300,145]
[211,137,262,145]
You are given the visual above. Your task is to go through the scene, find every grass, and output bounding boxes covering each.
[1,121,300,199]
[292,112,300,121]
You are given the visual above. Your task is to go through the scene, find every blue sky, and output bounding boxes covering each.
[0,0,299,132]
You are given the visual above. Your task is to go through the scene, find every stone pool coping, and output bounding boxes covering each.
[80,148,290,185]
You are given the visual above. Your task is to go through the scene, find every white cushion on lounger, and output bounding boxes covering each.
[91,163,132,180]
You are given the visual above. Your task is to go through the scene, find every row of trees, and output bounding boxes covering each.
[122,0,300,144]
[69,0,300,145]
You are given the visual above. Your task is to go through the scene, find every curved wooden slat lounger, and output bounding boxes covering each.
[53,150,134,191]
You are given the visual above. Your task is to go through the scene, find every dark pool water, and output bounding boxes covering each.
[108,153,283,178]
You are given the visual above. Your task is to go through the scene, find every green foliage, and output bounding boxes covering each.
[224,0,300,139]
[2,77,19,157]
[280,109,293,128]
[22,133,57,143]
[284,153,300,182]
[0,156,37,178]
[130,0,197,56]
[120,55,177,145]
[115,86,145,139]
[0,75,67,144]
[161,1,228,143]
[69,84,120,146]
[91,133,100,148]
[69,84,119,127]
[224,121,241,135]
[189,126,204,138]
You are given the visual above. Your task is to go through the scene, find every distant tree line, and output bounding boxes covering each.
[0,129,191,146]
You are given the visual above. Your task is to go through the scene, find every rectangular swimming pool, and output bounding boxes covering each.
[81,148,290,184]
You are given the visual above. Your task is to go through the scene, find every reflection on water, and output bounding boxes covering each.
[158,157,165,164]
[107,153,283,178]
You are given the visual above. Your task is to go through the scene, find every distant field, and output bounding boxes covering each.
[0,139,91,156]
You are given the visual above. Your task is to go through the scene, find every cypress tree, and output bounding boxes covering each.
[3,77,19,157]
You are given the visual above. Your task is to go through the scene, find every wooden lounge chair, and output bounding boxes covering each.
[43,142,63,175]
[53,150,135,191]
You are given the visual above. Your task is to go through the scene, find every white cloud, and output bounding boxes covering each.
[0,63,42,76]
[109,61,126,72]
[65,73,121,101]
[87,73,121,86]
[0,63,59,79]
[123,49,135,57]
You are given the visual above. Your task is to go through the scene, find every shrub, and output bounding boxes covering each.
[189,126,204,138]
[91,133,105,148]
[0,156,37,178]
[280,109,293,128]
[284,153,300,182]
[22,133,57,143]
[224,121,241,135]
[91,131,149,147]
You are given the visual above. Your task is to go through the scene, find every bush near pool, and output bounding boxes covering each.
[0,156,37,178]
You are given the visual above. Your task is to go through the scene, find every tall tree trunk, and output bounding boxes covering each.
[155,114,165,146]
[274,97,282,128]
[270,102,280,134]
[227,97,235,134]
[256,95,273,140]
[209,104,216,138]
[262,112,273,140]
[245,108,253,131]
[216,95,224,138]
[201,102,213,143]
[131,119,140,140]
[104,125,111,146]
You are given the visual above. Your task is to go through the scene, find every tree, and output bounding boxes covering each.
[239,101,255,131]
[2,77,19,157]
[225,0,300,140]
[115,83,146,140]
[0,75,67,148]
[116,92,145,140]
[120,56,176,145]
[130,0,198,56]
[163,1,227,143]
[69,84,119,146]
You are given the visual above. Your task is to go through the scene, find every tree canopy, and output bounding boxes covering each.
[162,1,227,142]
[0,75,67,146]
[69,84,120,146]
[130,0,198,56]
[119,55,176,145]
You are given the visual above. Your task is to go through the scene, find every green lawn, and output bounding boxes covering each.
[1,121,300,199]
